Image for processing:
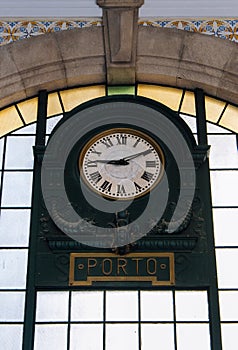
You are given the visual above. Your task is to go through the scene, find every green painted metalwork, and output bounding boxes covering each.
[23,90,222,350]
[23,90,48,350]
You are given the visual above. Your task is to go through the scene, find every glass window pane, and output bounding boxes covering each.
[137,84,183,111]
[206,122,231,134]
[12,123,36,134]
[106,324,138,350]
[210,171,238,206]
[180,91,196,116]
[108,86,135,95]
[106,291,138,321]
[71,291,103,321]
[177,324,211,350]
[70,324,103,350]
[0,106,23,138]
[47,93,63,118]
[34,324,67,350]
[5,136,35,169]
[221,324,238,350]
[46,115,63,134]
[17,97,38,125]
[213,208,238,246]
[141,324,174,350]
[180,114,197,133]
[0,209,30,247]
[175,291,209,321]
[0,292,25,321]
[219,104,238,133]
[60,86,105,112]
[219,291,238,321]
[216,248,238,288]
[208,135,238,169]
[0,325,23,350]
[141,291,173,321]
[0,249,28,289]
[1,172,33,207]
[36,292,69,322]
[205,96,226,124]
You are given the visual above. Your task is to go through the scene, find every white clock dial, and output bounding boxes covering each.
[79,128,164,199]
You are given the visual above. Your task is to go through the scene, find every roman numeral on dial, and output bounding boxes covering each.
[100,180,112,192]
[90,147,101,155]
[133,139,140,148]
[90,171,102,183]
[100,138,113,148]
[134,182,142,191]
[86,160,98,167]
[116,135,127,145]
[141,171,154,182]
[117,184,126,194]
[146,160,156,167]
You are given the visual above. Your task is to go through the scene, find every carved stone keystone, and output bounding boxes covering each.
[97,0,144,85]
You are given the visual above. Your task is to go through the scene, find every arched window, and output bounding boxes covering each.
[0,84,237,349]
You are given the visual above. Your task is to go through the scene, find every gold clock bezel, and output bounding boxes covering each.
[78,127,165,200]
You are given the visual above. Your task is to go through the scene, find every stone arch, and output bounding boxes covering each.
[137,26,238,104]
[0,25,238,109]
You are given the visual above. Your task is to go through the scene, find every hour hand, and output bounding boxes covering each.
[108,159,129,165]
[93,159,129,165]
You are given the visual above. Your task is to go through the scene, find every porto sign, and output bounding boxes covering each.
[69,253,175,286]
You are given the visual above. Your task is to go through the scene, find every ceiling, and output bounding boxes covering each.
[0,0,237,18]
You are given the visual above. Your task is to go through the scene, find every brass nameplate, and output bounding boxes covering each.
[69,252,175,286]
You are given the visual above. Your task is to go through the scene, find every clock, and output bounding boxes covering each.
[79,128,165,200]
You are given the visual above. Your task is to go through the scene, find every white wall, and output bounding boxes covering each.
[0,0,237,18]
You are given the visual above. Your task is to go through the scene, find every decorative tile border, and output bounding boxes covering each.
[0,18,238,46]
[0,19,102,46]
[139,19,238,42]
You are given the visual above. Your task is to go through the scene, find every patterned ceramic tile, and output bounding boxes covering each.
[0,18,237,46]
[139,19,238,42]
[0,19,102,46]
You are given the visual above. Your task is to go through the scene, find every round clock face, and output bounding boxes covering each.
[79,128,164,199]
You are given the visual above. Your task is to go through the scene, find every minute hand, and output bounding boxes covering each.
[123,149,152,161]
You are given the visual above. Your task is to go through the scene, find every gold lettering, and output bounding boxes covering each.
[131,258,143,275]
[102,259,113,275]
[87,258,97,274]
[146,258,157,275]
[117,258,128,275]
